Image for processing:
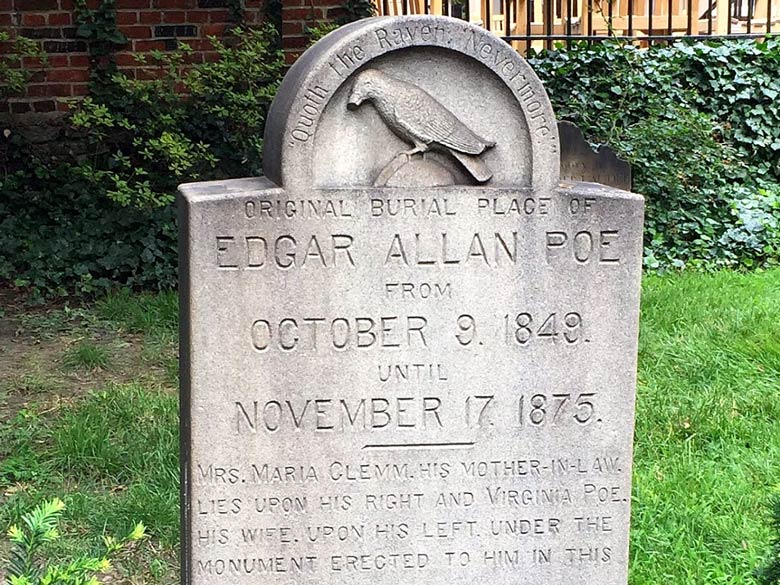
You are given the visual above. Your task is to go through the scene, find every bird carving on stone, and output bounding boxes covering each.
[347,69,495,183]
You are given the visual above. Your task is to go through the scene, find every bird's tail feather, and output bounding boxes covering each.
[451,151,493,183]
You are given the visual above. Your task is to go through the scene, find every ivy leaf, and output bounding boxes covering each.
[75,23,94,38]
[762,86,779,100]
[106,31,127,45]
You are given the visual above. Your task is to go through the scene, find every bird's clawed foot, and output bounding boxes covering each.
[401,145,427,159]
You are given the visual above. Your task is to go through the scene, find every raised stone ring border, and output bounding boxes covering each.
[263,15,560,193]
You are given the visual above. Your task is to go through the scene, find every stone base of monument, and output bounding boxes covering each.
[179,15,644,585]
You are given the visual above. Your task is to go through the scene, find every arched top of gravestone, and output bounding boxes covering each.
[263,15,559,192]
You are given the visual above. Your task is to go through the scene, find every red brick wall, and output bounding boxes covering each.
[0,0,268,114]
[281,0,343,64]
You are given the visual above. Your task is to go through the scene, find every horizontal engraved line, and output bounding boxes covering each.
[362,441,476,451]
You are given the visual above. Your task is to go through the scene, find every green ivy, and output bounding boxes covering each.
[4,34,780,299]
[0,33,47,101]
[338,0,376,24]
[71,25,283,208]
[1,25,283,300]
[662,39,780,179]
[226,0,245,21]
[529,38,780,271]
[266,0,282,35]
[73,0,127,62]
[0,158,179,302]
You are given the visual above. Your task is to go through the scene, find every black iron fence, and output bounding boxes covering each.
[377,0,779,52]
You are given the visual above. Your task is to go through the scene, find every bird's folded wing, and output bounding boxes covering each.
[424,114,487,155]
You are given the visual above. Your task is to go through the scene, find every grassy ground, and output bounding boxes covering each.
[632,270,780,583]
[1,270,779,584]
[0,291,180,584]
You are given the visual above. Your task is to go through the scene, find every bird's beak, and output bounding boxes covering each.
[347,90,364,110]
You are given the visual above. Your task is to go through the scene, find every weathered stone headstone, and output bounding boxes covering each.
[179,15,644,585]
[559,121,633,191]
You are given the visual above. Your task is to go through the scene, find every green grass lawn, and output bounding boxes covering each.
[1,270,779,584]
[632,270,780,583]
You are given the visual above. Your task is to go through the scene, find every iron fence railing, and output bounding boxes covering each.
[377,0,779,52]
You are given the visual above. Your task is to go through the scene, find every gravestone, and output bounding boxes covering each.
[558,121,633,191]
[179,15,644,585]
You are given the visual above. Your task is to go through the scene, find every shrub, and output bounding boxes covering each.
[5,498,145,585]
[529,40,690,145]
[529,38,780,271]
[618,105,745,270]
[71,25,284,208]
[306,22,340,43]
[665,39,780,180]
[719,185,780,269]
[0,25,283,300]
[529,37,780,173]
[3,33,780,299]
[0,33,46,100]
[0,160,178,301]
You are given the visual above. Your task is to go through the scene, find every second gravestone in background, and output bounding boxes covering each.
[179,15,644,585]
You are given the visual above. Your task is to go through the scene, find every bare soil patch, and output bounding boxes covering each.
[0,300,172,424]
